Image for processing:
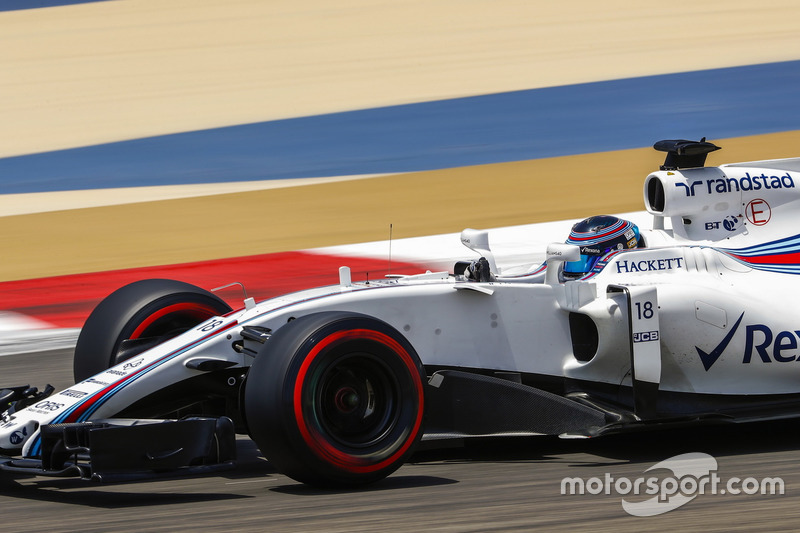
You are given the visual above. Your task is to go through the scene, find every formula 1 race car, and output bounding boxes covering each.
[3,139,800,487]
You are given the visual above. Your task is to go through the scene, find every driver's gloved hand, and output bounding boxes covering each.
[464,257,495,282]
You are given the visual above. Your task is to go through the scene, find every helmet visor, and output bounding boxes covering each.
[563,253,602,276]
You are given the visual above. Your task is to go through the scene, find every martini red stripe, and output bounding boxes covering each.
[729,252,800,265]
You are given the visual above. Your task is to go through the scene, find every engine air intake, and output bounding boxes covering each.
[654,138,720,170]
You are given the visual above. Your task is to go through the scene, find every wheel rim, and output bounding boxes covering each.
[317,354,399,448]
[292,327,424,474]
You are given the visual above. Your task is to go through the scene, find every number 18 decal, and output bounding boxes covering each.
[635,301,655,320]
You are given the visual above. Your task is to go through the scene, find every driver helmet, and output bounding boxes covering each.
[563,215,640,277]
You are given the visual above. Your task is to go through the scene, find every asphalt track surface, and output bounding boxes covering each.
[2,348,800,532]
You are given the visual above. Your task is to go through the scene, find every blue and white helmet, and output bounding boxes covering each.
[563,215,640,277]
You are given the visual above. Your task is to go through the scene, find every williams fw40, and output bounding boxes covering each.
[3,139,800,487]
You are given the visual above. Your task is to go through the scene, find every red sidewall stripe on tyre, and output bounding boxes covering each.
[293,328,424,474]
[129,302,220,339]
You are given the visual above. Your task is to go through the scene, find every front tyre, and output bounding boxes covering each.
[244,312,426,487]
[73,279,232,382]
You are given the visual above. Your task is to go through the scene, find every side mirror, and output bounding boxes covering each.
[544,243,580,284]
[460,229,498,273]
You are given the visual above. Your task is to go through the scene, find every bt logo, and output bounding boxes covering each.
[705,215,742,232]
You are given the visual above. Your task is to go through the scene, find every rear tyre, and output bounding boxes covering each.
[73,279,232,382]
[244,312,425,487]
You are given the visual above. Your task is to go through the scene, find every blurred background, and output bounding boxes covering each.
[1,0,799,328]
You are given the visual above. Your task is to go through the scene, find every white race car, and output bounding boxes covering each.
[2,139,800,487]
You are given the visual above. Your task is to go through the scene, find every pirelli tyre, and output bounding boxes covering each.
[73,279,232,382]
[244,312,426,487]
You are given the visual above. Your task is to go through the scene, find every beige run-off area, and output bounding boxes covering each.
[1,0,799,280]
[2,0,799,156]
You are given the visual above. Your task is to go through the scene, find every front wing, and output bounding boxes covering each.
[0,417,236,481]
